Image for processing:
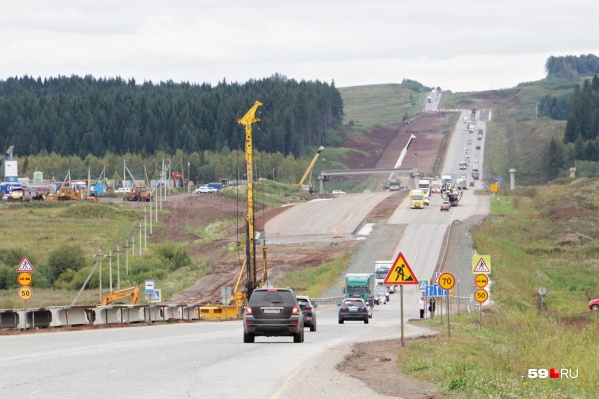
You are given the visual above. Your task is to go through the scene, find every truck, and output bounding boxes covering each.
[409,189,426,209]
[345,273,375,307]
[374,261,395,293]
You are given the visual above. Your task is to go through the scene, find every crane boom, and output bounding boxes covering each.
[388,134,416,182]
[237,100,262,298]
[296,146,325,187]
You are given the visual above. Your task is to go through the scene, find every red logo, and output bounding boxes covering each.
[550,368,560,379]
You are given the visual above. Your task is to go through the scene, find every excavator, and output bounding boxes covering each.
[99,286,140,306]
[292,146,324,192]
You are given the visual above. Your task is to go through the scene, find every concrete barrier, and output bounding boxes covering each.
[0,310,19,329]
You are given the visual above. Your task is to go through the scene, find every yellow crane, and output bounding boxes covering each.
[237,100,265,299]
[293,146,325,191]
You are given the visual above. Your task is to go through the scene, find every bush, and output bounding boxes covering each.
[47,244,86,284]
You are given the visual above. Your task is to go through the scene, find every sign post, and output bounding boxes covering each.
[17,257,35,308]
[438,272,455,338]
[383,252,419,347]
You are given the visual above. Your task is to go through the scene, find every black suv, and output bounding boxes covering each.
[243,288,304,343]
[296,295,317,332]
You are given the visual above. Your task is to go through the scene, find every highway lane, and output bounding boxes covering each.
[0,301,428,399]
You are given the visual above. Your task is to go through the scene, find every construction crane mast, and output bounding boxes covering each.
[237,100,263,298]
[388,134,416,184]
[293,146,325,190]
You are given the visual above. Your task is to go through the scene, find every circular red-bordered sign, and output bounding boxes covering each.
[474,289,488,303]
[438,272,455,290]
[474,274,489,288]
[18,286,33,301]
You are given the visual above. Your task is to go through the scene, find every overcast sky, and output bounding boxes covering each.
[2,0,598,92]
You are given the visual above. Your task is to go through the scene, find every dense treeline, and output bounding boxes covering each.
[542,74,599,180]
[545,54,599,79]
[537,93,573,120]
[0,74,344,159]
[563,75,599,147]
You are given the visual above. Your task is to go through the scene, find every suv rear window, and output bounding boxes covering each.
[249,289,296,306]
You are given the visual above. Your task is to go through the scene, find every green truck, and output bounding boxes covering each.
[345,273,375,307]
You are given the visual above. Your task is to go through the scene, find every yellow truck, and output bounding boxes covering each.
[409,189,426,209]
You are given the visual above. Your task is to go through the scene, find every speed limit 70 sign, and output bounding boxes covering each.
[438,272,455,290]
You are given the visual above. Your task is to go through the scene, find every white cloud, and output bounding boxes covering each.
[1,0,598,91]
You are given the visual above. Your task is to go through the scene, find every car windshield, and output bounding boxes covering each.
[249,290,295,305]
[344,300,363,306]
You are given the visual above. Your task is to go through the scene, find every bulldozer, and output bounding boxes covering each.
[45,186,99,202]
[123,184,152,202]
[99,286,140,306]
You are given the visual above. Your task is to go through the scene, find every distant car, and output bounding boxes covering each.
[470,181,475,187]
[331,190,346,195]
[589,299,599,311]
[243,288,304,343]
[431,184,441,194]
[296,295,317,332]
[114,187,131,194]
[374,286,389,305]
[367,303,373,318]
[194,185,217,194]
[338,298,369,324]
[440,201,451,211]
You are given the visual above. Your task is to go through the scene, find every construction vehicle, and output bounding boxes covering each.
[345,273,375,307]
[441,183,463,207]
[7,186,25,203]
[292,146,324,192]
[124,184,152,202]
[172,171,184,187]
[99,286,140,306]
[386,134,415,190]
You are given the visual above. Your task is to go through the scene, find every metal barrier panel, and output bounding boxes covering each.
[119,306,145,324]
[26,309,52,329]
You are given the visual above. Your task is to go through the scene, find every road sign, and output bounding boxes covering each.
[438,272,455,290]
[472,255,491,274]
[17,272,33,286]
[383,252,418,285]
[474,289,489,303]
[17,256,34,272]
[18,286,33,301]
[149,289,161,303]
[235,292,243,299]
[474,274,489,288]
[145,279,155,295]
[235,299,244,307]
[418,279,430,292]
[425,284,448,297]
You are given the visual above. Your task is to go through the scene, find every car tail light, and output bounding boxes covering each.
[292,306,300,315]
[245,306,253,315]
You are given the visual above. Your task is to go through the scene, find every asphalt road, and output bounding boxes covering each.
[0,110,490,398]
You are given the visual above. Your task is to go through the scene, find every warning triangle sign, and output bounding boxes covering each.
[383,252,419,285]
[472,255,491,274]
[17,256,34,272]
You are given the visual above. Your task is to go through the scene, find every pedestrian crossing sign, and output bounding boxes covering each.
[472,255,491,274]
[383,252,419,285]
[17,256,34,272]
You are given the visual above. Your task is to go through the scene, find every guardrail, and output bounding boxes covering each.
[0,304,201,331]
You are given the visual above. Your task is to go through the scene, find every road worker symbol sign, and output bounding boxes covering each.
[472,255,491,274]
[383,252,418,285]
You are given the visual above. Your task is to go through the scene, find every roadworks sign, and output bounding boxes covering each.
[472,255,491,274]
[383,252,418,285]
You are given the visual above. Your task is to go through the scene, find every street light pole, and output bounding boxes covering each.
[188,162,190,193]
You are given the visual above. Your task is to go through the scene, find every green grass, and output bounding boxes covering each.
[399,178,599,399]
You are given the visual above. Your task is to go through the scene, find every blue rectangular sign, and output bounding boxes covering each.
[425,283,448,297]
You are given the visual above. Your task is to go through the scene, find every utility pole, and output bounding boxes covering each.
[113,243,123,290]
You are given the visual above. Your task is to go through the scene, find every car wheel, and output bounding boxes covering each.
[243,332,254,343]
[592,304,599,311]
[364,317,369,324]
[310,322,316,332]
[293,330,304,343]
[338,318,344,324]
